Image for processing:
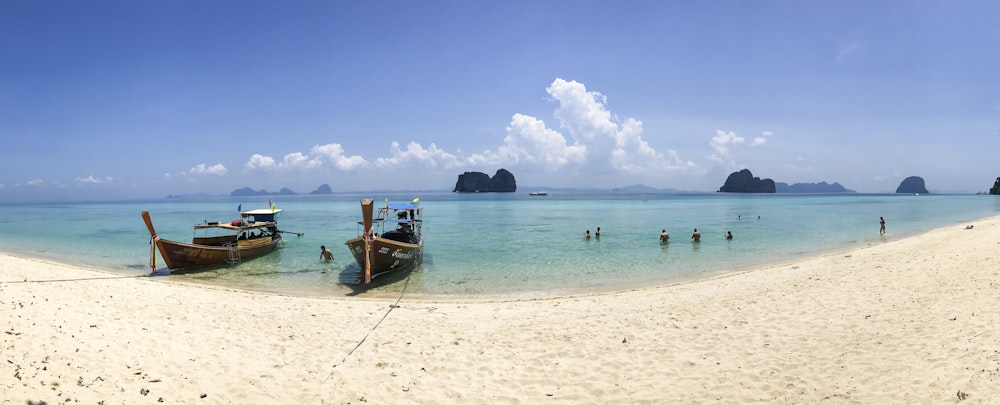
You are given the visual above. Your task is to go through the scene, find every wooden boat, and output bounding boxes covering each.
[141,208,284,271]
[345,198,423,284]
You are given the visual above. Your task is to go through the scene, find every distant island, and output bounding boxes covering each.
[230,187,297,197]
[453,169,516,192]
[775,182,856,193]
[718,169,775,193]
[309,184,333,195]
[896,176,929,194]
[717,169,857,193]
[225,184,335,197]
[990,177,1000,195]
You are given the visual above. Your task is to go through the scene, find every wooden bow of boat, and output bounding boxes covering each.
[360,198,375,284]
[141,210,173,271]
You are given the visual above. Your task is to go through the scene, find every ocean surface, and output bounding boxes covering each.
[1,192,997,298]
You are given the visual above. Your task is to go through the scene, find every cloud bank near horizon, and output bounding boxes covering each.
[199,78,735,183]
[20,78,774,196]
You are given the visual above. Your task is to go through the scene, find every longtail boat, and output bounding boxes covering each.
[141,208,284,272]
[345,198,423,284]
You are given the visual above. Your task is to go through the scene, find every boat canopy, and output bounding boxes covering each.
[242,208,282,223]
[193,220,276,231]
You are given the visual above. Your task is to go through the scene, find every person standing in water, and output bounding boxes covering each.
[691,228,701,242]
[320,245,333,261]
[879,216,886,235]
[726,231,733,240]
[660,229,669,242]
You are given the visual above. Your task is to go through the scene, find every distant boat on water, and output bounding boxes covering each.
[529,191,548,196]
[141,207,285,272]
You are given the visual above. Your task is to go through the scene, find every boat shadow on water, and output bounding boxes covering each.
[338,262,423,296]
[144,252,292,280]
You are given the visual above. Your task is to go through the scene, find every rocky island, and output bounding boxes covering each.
[718,169,775,193]
[895,176,929,194]
[453,169,517,192]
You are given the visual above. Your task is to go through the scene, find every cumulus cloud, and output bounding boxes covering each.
[27,178,45,186]
[209,78,701,188]
[245,143,367,173]
[752,131,772,146]
[281,152,319,169]
[245,154,277,171]
[310,144,367,170]
[708,130,773,171]
[374,141,463,169]
[495,113,586,167]
[75,175,114,184]
[534,78,693,173]
[187,163,228,176]
[709,130,745,166]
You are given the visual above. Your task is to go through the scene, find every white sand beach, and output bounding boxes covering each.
[2,216,999,404]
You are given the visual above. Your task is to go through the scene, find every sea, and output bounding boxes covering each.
[1,192,998,298]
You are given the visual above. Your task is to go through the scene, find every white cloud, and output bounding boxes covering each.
[495,113,586,167]
[75,175,114,184]
[27,178,45,186]
[245,154,277,171]
[310,143,368,170]
[281,152,319,169]
[243,143,367,174]
[709,130,745,166]
[173,78,715,189]
[375,141,462,169]
[752,131,772,146]
[187,163,228,176]
[543,78,693,173]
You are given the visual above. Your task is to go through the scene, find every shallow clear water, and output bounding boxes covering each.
[1,192,997,297]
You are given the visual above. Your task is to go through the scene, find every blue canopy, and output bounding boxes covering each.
[387,203,420,210]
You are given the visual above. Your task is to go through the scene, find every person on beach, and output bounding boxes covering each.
[320,245,333,261]
[660,229,669,242]
[691,228,701,242]
[726,231,733,240]
[585,230,591,239]
[595,227,601,238]
[879,216,886,235]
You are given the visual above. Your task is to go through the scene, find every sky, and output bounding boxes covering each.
[1,1,998,202]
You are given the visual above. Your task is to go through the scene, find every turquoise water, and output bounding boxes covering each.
[1,192,998,297]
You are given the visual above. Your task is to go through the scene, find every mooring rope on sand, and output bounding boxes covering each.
[316,273,412,397]
[0,274,144,284]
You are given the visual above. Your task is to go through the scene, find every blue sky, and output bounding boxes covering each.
[1,1,998,202]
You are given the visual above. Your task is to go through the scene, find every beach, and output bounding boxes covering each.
[2,217,999,404]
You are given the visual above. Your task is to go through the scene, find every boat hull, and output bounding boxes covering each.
[345,237,423,282]
[155,237,282,270]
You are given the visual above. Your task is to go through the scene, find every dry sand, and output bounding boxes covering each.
[2,216,999,404]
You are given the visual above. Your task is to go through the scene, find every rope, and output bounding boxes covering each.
[315,272,412,399]
[0,274,145,284]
